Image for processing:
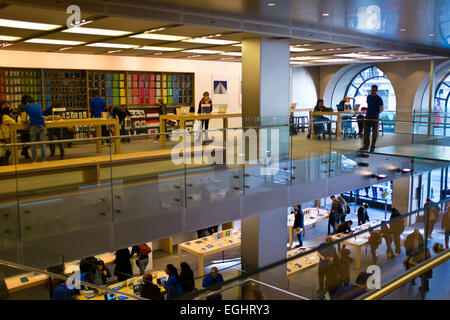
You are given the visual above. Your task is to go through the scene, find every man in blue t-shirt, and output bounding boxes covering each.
[89,89,109,139]
[360,85,384,152]
[22,95,46,162]
[52,280,75,300]
[202,267,224,300]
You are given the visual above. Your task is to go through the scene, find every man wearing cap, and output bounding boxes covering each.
[197,91,213,141]
[357,203,370,225]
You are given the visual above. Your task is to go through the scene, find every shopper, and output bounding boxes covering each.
[357,203,370,225]
[202,267,224,300]
[380,222,395,259]
[179,262,196,296]
[44,264,65,299]
[317,236,338,295]
[337,97,353,138]
[114,248,133,282]
[328,195,341,235]
[197,229,207,238]
[0,106,16,165]
[89,259,111,286]
[335,220,353,234]
[424,198,440,239]
[404,247,432,291]
[360,85,383,152]
[308,99,332,140]
[140,273,164,300]
[207,225,219,235]
[80,256,98,274]
[110,105,131,143]
[333,272,371,300]
[368,229,382,264]
[389,208,405,255]
[131,244,151,276]
[325,253,342,298]
[162,264,182,299]
[404,229,424,258]
[292,204,305,247]
[442,201,450,249]
[43,103,65,159]
[197,91,213,141]
[337,195,349,223]
[52,279,75,300]
[22,95,46,162]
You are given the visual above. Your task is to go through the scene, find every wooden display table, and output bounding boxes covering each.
[331,220,381,269]
[286,247,319,276]
[159,113,241,146]
[8,118,120,165]
[177,229,241,277]
[287,208,330,248]
[5,252,115,293]
[309,111,365,140]
[76,270,166,300]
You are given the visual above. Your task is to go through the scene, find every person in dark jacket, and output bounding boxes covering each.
[335,220,353,234]
[179,262,196,296]
[110,105,131,143]
[389,207,405,255]
[424,198,440,239]
[404,229,424,258]
[292,204,305,247]
[328,195,341,235]
[308,99,332,140]
[357,203,370,225]
[338,246,353,286]
[333,272,370,300]
[43,103,65,158]
[162,264,182,299]
[114,248,133,282]
[140,273,164,300]
[380,222,395,259]
[80,256,98,274]
[337,195,348,224]
[368,229,382,264]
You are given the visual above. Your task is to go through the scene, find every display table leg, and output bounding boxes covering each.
[11,129,18,165]
[160,237,173,254]
[198,255,204,277]
[355,246,361,269]
[337,115,342,141]
[96,125,102,153]
[289,227,293,248]
[177,246,182,269]
[159,119,166,147]
[114,122,120,154]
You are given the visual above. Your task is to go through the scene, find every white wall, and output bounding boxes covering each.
[291,67,320,109]
[0,50,242,129]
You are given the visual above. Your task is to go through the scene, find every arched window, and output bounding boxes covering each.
[345,66,396,132]
[433,73,450,136]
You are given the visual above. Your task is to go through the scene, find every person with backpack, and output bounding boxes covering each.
[329,195,341,235]
[368,229,383,264]
[337,195,349,224]
[132,244,151,276]
[380,222,395,259]
[389,208,405,255]
[424,198,440,239]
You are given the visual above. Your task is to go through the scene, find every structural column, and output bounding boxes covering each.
[240,37,290,296]
[392,176,413,225]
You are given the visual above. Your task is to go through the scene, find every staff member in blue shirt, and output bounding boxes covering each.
[22,95,46,162]
[52,279,75,300]
[360,85,384,152]
[202,267,224,300]
[162,264,182,299]
[89,89,109,139]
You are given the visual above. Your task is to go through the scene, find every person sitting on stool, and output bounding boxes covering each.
[197,91,212,142]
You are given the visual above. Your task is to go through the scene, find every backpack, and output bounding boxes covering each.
[139,244,152,256]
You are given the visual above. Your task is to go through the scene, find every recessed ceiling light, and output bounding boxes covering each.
[429,33,435,37]
[136,46,182,51]
[59,47,72,51]
[182,49,223,54]
[322,13,330,17]
[182,38,238,45]
[131,33,188,41]
[232,44,242,47]
[154,52,162,55]
[220,57,235,60]
[267,2,276,6]
[220,52,242,56]
[25,38,85,46]
[290,61,309,65]
[0,35,21,41]
[86,43,138,49]
[400,28,407,32]
[0,18,61,31]
[187,55,201,58]
[145,27,166,33]
[290,46,314,52]
[0,43,12,47]
[107,49,122,54]
[63,27,132,37]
